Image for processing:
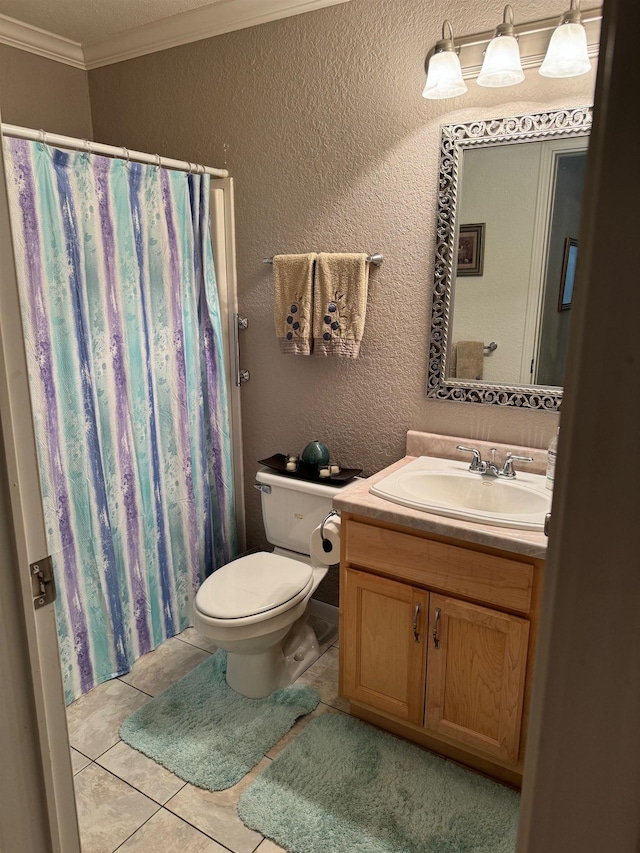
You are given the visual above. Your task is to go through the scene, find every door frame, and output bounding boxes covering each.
[517,0,640,848]
[0,118,80,850]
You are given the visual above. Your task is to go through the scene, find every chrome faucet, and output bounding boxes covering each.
[456,445,534,479]
[456,445,486,473]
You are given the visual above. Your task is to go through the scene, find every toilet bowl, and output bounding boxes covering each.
[193,469,342,698]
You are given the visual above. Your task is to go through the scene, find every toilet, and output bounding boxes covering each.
[193,468,342,698]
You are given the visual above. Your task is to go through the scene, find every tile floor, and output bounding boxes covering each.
[67,617,343,853]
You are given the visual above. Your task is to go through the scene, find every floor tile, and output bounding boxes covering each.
[67,679,149,760]
[118,808,229,851]
[255,839,287,853]
[70,747,91,775]
[74,763,158,853]
[176,627,218,654]
[266,701,342,759]
[165,758,268,853]
[298,646,349,712]
[119,637,210,697]
[97,740,186,804]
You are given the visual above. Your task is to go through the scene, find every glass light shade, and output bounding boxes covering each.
[539,22,591,77]
[477,35,525,87]
[422,50,467,99]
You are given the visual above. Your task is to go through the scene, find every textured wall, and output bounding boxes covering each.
[88,0,596,564]
[0,45,93,139]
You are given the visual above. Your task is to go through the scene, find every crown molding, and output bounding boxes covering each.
[0,0,350,71]
[0,13,84,69]
[84,0,351,69]
[455,8,602,79]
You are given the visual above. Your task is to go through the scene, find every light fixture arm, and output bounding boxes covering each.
[561,0,583,24]
[494,4,517,38]
[434,20,456,54]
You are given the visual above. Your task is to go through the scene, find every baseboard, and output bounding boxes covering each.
[310,598,338,625]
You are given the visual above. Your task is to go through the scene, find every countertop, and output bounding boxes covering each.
[333,455,549,560]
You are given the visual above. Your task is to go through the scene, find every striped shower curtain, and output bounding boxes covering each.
[4,138,237,704]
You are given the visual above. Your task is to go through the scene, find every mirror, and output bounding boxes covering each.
[426,107,592,410]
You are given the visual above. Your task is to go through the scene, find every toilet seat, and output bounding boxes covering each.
[195,552,314,621]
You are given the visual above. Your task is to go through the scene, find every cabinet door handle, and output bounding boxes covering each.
[432,607,441,649]
[412,602,421,643]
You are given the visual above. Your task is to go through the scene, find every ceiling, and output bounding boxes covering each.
[0,0,351,68]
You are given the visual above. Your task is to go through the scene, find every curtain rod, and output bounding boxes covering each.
[1,124,229,179]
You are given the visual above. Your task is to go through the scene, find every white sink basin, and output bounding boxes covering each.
[370,456,551,530]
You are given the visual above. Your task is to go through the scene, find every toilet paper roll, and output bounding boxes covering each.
[310,516,342,567]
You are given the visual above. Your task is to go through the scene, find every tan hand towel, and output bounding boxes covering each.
[455,341,484,380]
[273,253,316,355]
[313,253,369,358]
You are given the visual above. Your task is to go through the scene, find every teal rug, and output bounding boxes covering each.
[120,650,319,791]
[238,714,520,853]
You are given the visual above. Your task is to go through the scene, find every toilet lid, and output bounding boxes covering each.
[195,552,314,619]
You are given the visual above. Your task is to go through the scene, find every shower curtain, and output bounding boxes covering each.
[4,138,237,703]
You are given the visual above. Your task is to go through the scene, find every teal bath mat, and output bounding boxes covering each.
[120,650,319,791]
[238,714,520,853]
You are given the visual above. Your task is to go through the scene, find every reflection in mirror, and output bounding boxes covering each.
[427,107,592,410]
[451,140,587,387]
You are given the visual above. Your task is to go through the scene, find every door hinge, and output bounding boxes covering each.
[31,556,56,609]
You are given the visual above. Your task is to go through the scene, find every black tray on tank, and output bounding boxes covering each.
[258,454,362,485]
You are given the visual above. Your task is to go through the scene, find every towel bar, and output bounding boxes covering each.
[263,253,383,266]
[483,341,498,353]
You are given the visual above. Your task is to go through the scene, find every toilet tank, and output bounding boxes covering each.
[256,468,343,555]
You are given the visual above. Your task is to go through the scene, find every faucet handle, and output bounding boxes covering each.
[500,453,534,478]
[456,445,486,473]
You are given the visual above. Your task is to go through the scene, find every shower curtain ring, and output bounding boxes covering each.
[122,147,130,167]
[154,153,161,170]
[38,129,46,146]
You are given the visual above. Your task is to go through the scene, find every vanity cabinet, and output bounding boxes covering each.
[339,514,543,786]
[424,594,529,764]
[342,570,427,725]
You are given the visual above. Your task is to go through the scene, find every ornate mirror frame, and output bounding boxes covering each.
[426,106,593,409]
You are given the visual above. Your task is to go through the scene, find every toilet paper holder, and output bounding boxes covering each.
[320,510,340,552]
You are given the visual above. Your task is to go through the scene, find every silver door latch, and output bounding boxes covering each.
[31,556,56,609]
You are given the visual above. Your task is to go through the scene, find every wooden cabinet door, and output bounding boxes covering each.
[425,594,529,764]
[342,568,428,725]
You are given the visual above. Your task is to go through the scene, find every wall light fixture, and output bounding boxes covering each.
[539,0,591,77]
[477,5,525,87]
[422,4,600,99]
[422,21,467,100]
